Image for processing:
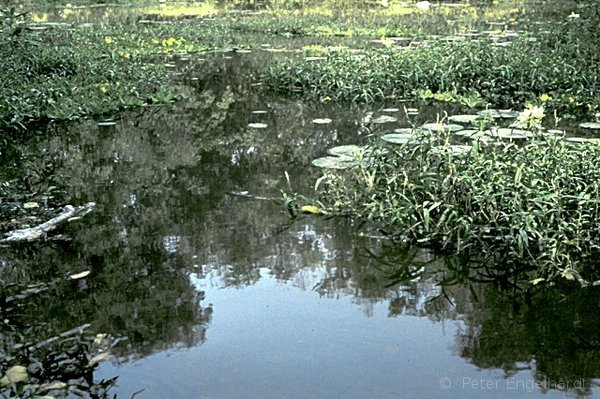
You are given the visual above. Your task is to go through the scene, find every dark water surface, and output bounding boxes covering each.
[2,6,600,397]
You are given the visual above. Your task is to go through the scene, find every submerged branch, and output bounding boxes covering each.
[1,202,95,243]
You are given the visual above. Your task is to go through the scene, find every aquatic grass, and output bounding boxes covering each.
[263,34,600,115]
[311,121,600,286]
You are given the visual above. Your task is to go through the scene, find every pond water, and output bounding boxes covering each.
[1,50,598,399]
[2,2,600,398]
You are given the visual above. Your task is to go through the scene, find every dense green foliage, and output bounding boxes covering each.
[312,125,600,285]
[264,30,599,114]
[0,5,186,133]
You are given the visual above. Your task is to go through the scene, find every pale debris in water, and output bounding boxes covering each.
[69,270,91,280]
[0,365,29,386]
[248,123,268,129]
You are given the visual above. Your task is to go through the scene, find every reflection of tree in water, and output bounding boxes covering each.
[457,285,600,396]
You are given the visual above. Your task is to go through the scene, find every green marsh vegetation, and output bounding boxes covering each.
[1,0,599,282]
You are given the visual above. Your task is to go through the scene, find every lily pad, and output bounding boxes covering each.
[498,110,520,118]
[381,133,418,144]
[579,122,600,130]
[311,156,357,169]
[477,109,519,119]
[394,127,421,134]
[312,118,333,124]
[421,123,464,132]
[448,114,481,124]
[484,127,534,139]
[327,145,365,157]
[248,123,268,129]
[372,115,398,124]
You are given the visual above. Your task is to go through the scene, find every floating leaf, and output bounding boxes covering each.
[477,109,502,118]
[372,115,398,124]
[498,110,520,118]
[477,109,519,119]
[381,133,418,144]
[248,123,268,129]
[312,118,332,124]
[421,123,464,132]
[394,127,420,134]
[311,156,357,169]
[300,205,327,215]
[327,145,365,157]
[448,114,481,124]
[579,122,600,130]
[1,365,29,386]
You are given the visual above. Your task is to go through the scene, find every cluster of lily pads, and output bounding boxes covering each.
[312,108,600,170]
